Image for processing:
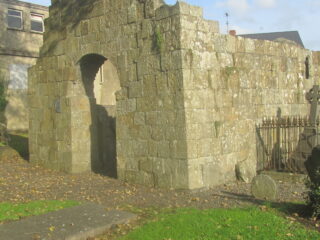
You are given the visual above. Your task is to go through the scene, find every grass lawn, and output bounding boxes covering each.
[119,207,320,240]
[0,200,80,222]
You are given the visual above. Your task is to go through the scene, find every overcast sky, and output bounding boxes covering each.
[24,0,320,51]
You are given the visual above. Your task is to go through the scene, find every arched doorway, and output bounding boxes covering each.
[79,54,120,177]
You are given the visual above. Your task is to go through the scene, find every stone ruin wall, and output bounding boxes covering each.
[28,0,320,190]
[29,0,194,189]
[178,3,320,189]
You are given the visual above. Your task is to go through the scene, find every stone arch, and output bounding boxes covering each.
[77,53,120,177]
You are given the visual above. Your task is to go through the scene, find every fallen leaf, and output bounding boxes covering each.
[49,226,55,232]
[259,205,267,211]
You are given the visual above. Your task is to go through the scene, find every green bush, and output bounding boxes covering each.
[153,27,164,53]
[0,73,7,113]
[305,146,320,218]
[305,169,320,217]
[0,81,7,112]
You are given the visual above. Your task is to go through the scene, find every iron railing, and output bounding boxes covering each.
[256,116,320,173]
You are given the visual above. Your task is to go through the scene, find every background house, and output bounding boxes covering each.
[238,31,305,48]
[0,0,48,131]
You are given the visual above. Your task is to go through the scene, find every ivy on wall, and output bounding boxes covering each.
[0,74,8,113]
[154,27,164,53]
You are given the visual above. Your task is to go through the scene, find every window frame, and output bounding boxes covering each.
[7,9,23,30]
[30,13,44,33]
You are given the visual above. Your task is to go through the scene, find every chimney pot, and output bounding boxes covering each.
[229,30,236,36]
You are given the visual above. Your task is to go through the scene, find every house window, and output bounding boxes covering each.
[30,14,44,33]
[9,64,30,90]
[7,9,23,29]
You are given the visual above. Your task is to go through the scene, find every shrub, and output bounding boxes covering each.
[153,27,164,53]
[0,81,7,112]
[305,170,320,217]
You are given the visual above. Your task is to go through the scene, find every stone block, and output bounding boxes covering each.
[139,157,153,172]
[244,38,255,53]
[217,53,234,68]
[134,112,145,125]
[185,123,200,140]
[156,74,169,94]
[184,90,205,109]
[133,140,148,157]
[155,173,172,188]
[157,141,170,158]
[198,123,213,139]
[152,157,165,175]
[128,81,143,98]
[202,162,225,187]
[139,96,160,111]
[170,140,188,159]
[151,127,165,141]
[188,161,204,189]
[142,74,157,94]
[170,160,189,189]
[127,2,137,23]
[180,15,197,31]
[191,69,210,89]
[178,1,202,17]
[186,140,198,158]
[124,170,138,183]
[125,157,139,170]
[136,171,155,187]
[117,99,137,114]
[211,138,222,155]
[145,111,158,125]
[197,138,213,158]
[165,126,186,140]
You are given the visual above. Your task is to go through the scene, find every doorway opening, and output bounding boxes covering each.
[79,54,120,177]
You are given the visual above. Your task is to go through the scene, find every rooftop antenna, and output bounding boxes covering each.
[225,12,229,34]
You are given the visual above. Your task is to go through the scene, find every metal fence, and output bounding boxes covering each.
[256,116,320,173]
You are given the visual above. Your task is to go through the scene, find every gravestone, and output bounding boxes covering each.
[306,85,320,126]
[251,174,278,200]
[301,85,320,151]
[289,85,320,172]
[236,160,256,183]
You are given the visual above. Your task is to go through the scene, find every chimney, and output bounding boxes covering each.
[229,30,236,36]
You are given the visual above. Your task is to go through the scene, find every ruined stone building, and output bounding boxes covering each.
[29,0,320,189]
[0,0,48,130]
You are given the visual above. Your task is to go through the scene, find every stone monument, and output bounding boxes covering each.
[251,174,278,200]
[290,85,320,172]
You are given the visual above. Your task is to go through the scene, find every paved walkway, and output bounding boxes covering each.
[0,203,136,240]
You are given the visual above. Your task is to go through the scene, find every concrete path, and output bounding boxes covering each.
[0,203,136,240]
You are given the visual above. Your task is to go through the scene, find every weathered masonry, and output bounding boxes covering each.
[29,0,320,189]
[0,0,48,131]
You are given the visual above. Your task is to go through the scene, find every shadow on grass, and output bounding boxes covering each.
[8,133,29,161]
[219,191,312,218]
[268,201,311,217]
